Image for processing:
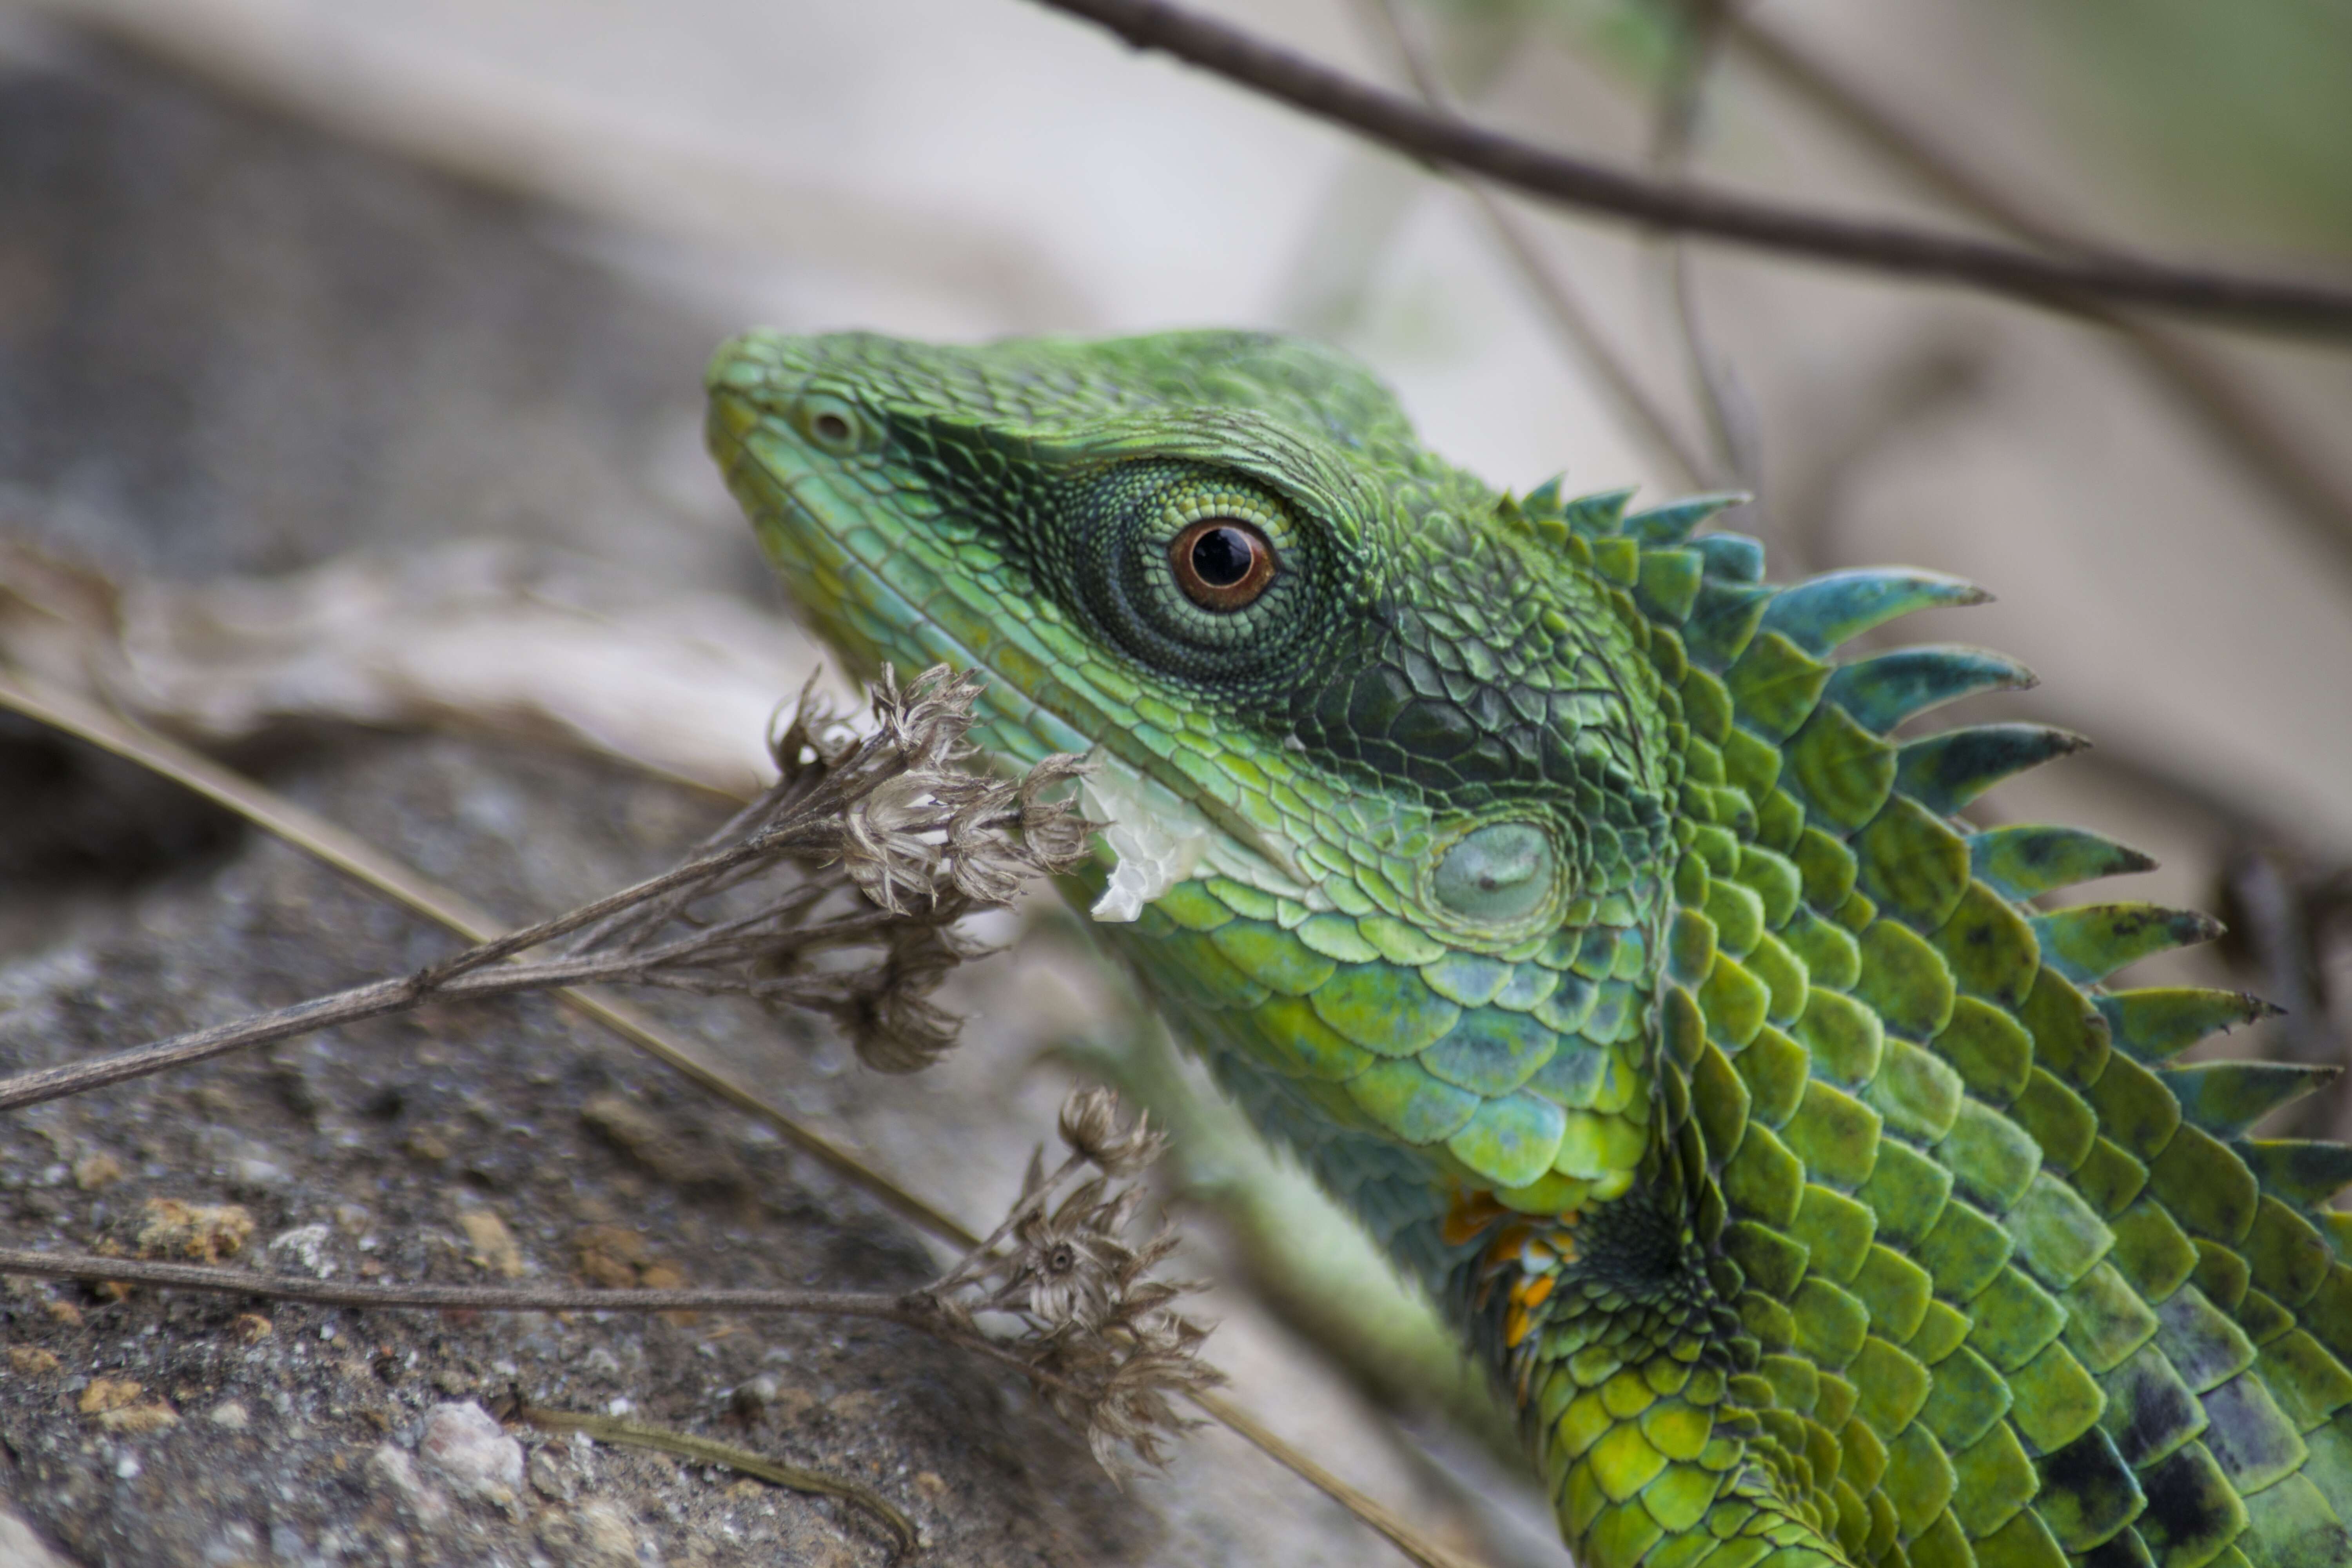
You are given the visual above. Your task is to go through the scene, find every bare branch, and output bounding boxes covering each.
[0,973,422,1114]
[1647,0,1760,509]
[0,1244,922,1319]
[0,1242,1087,1425]
[1026,0,2352,336]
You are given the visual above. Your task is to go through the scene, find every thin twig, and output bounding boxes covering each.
[0,1245,1116,1404]
[0,971,465,1114]
[503,1396,918,1557]
[0,929,895,1115]
[0,1244,927,1320]
[0,1243,1102,1425]
[1025,0,2352,334]
[1356,0,1715,489]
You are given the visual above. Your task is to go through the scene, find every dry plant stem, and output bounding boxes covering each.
[0,1252,1065,1425]
[0,667,976,1242]
[0,920,878,1114]
[1189,1390,1490,1568]
[1028,0,2352,334]
[0,1246,1088,1403]
[0,669,1497,1568]
[407,831,804,986]
[0,1244,1078,1484]
[0,894,925,1114]
[1719,9,2352,577]
[0,1244,936,1324]
[503,1397,918,1556]
[0,968,508,1114]
[1356,0,1715,490]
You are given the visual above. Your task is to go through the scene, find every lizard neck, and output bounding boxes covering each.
[1446,1095,1857,1568]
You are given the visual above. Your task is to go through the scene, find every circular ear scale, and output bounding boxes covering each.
[1433,822,1557,922]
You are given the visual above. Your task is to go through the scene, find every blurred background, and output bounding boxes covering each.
[0,0,2347,1563]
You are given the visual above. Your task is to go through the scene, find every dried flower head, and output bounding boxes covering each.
[765,672,858,772]
[826,924,968,1074]
[1003,1176,1145,1327]
[1057,1086,1169,1176]
[816,671,1097,925]
[916,1087,1220,1477]
[462,664,1102,1076]
[838,772,947,915]
[1025,1295,1220,1476]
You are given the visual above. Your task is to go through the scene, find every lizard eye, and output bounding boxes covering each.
[1068,462,1308,681]
[1171,518,1275,611]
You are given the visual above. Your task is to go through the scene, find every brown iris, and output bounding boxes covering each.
[1169,518,1276,611]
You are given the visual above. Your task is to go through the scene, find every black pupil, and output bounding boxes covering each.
[1191,526,1256,586]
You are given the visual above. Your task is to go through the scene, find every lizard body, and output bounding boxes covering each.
[706,327,2352,1568]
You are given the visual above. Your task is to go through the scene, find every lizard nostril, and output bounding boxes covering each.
[791,392,870,454]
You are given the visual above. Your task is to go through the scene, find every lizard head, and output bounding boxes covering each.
[709,328,1683,1220]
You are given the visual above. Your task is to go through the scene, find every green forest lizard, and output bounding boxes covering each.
[704,326,2352,1568]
